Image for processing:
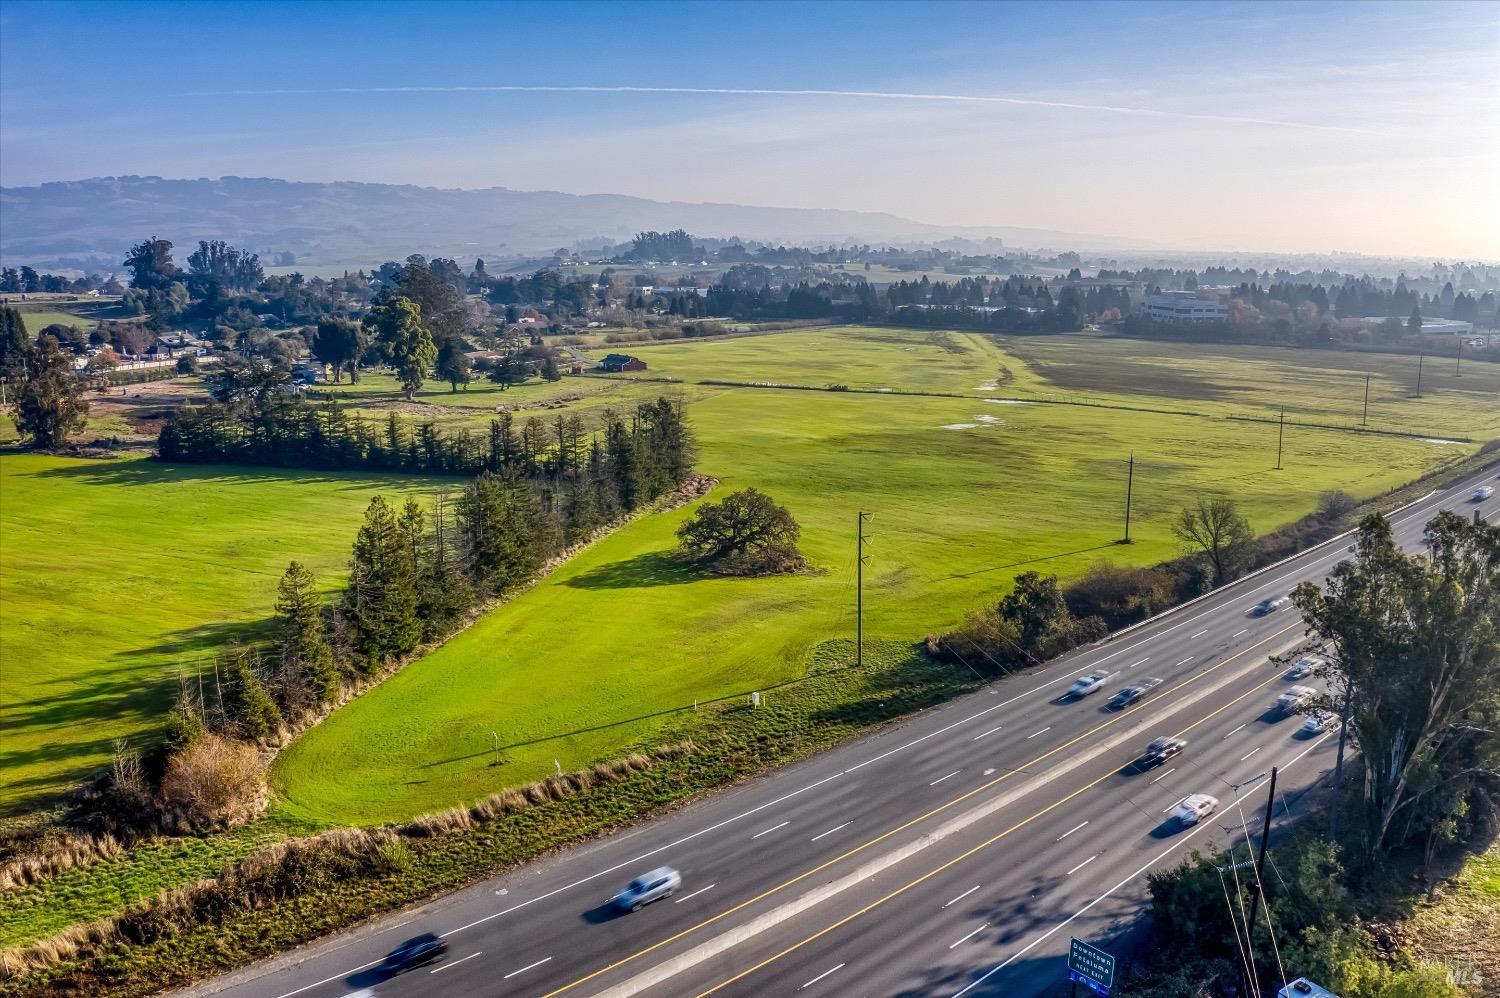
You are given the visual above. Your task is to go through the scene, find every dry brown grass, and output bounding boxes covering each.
[0,833,125,890]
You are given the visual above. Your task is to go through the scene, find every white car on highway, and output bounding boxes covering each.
[1067,673,1109,698]
[1171,794,1219,827]
[1275,685,1317,714]
[1301,711,1334,735]
[1285,656,1322,680]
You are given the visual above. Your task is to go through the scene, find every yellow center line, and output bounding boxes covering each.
[692,667,1292,996]
[541,623,1299,997]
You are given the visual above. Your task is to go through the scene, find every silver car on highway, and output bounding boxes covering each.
[613,867,681,911]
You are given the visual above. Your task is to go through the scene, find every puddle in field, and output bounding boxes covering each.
[941,423,979,430]
[1421,437,1465,445]
[975,414,1002,424]
[984,398,1035,405]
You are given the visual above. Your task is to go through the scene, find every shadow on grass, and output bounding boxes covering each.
[562,550,708,590]
[943,542,1122,581]
[27,455,426,490]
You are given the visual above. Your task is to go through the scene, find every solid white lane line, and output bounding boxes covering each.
[1233,628,1248,637]
[1066,855,1098,876]
[503,956,551,979]
[1240,747,1262,762]
[800,963,846,990]
[949,922,990,949]
[1190,630,1208,639]
[952,730,1339,997]
[1056,821,1089,841]
[930,771,961,786]
[1149,767,1176,785]
[810,822,852,842]
[973,725,1003,740]
[673,883,716,904]
[1163,797,1187,813]
[1128,657,1150,669]
[430,951,482,974]
[752,821,790,839]
[1224,722,1246,739]
[1026,727,1051,739]
[1176,656,1194,667]
[942,885,982,909]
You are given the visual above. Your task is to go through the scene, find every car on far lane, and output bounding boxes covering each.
[381,933,448,972]
[1067,672,1109,698]
[1274,685,1317,714]
[1285,656,1323,680]
[613,866,681,911]
[1251,596,1289,616]
[1142,736,1187,767]
[1473,486,1495,502]
[1108,678,1162,709]
[1170,793,1219,827]
[1301,711,1334,735]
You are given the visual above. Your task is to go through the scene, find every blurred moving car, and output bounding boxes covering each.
[1473,486,1494,502]
[1251,596,1289,616]
[1067,673,1109,698]
[1301,711,1334,735]
[1284,656,1322,680]
[613,867,681,910]
[382,933,448,972]
[1275,685,1317,714]
[1171,794,1219,827]
[1142,736,1187,767]
[1108,678,1162,709]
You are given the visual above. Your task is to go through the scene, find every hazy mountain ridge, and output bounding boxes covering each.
[0,176,1149,267]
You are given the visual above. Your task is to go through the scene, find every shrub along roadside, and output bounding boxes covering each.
[0,640,978,996]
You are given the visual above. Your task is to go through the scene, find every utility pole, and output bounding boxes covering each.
[1122,453,1135,543]
[1455,338,1463,377]
[1275,409,1285,470]
[1243,767,1278,995]
[856,511,868,668]
[1361,373,1370,426]
[1416,352,1424,398]
[1329,682,1353,844]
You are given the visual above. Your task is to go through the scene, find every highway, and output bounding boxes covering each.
[193,465,1498,998]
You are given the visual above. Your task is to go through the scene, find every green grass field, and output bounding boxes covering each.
[0,454,432,816]
[273,330,1487,824]
[17,311,96,336]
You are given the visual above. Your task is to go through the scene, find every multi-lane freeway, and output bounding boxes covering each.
[194,466,1498,998]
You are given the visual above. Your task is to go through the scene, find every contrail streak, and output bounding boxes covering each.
[173,84,1373,134]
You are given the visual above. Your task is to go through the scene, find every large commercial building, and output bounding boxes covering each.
[1142,292,1228,324]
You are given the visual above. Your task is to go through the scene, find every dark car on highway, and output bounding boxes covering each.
[382,933,448,972]
[1142,736,1187,767]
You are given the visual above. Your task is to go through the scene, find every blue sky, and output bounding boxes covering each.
[2,0,1496,257]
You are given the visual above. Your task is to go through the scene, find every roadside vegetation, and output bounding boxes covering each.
[1122,510,1499,997]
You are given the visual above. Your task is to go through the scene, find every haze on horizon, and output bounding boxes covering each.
[2,0,1497,260]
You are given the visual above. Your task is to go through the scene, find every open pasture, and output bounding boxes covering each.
[0,454,432,815]
[273,368,1474,825]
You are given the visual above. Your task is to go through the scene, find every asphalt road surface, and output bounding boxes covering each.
[192,465,1499,998]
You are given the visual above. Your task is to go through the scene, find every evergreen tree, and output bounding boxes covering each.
[9,335,87,449]
[274,561,338,707]
[345,496,423,666]
[457,470,544,595]
[0,305,32,387]
[419,491,474,638]
[436,338,472,392]
[363,295,436,399]
[226,652,283,740]
[1407,305,1423,336]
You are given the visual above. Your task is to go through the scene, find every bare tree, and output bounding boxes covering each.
[1172,497,1254,587]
